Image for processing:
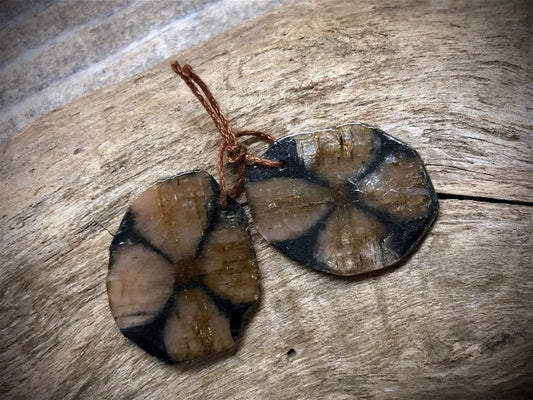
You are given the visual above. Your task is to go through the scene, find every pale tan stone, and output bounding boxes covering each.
[293,124,375,185]
[358,156,431,220]
[107,244,174,329]
[131,171,214,263]
[314,207,397,275]
[199,218,259,304]
[246,177,334,242]
[163,288,234,362]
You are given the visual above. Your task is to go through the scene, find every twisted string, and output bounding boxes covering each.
[171,60,282,209]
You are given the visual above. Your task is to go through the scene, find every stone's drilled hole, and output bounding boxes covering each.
[74,148,83,154]
[286,348,296,358]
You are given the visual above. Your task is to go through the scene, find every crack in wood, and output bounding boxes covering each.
[437,192,533,207]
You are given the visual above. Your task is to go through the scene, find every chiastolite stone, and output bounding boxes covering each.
[245,123,439,276]
[107,171,259,363]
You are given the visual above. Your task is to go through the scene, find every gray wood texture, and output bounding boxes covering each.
[0,0,295,140]
[1,0,532,398]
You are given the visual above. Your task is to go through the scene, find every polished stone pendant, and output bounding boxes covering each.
[107,171,259,363]
[245,123,439,276]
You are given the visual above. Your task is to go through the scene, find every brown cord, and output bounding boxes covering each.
[171,60,283,209]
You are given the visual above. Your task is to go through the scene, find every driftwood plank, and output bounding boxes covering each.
[1,200,531,398]
[1,0,532,398]
[1,0,532,209]
[0,0,294,139]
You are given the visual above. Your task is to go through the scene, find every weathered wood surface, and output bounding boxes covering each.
[0,0,294,139]
[1,0,532,398]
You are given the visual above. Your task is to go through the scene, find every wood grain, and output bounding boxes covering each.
[0,0,294,139]
[1,0,532,398]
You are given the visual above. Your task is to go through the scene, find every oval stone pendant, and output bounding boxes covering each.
[245,123,439,276]
[107,171,259,363]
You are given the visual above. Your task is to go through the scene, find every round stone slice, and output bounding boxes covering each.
[245,123,439,276]
[107,170,259,363]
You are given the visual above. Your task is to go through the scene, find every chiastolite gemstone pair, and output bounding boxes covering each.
[107,123,438,363]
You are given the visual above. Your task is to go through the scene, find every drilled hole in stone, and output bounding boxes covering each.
[286,348,296,358]
[277,159,287,170]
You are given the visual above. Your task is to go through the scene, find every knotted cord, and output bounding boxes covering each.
[171,61,283,209]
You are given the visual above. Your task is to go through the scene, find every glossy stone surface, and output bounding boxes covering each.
[107,171,259,363]
[245,123,439,276]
